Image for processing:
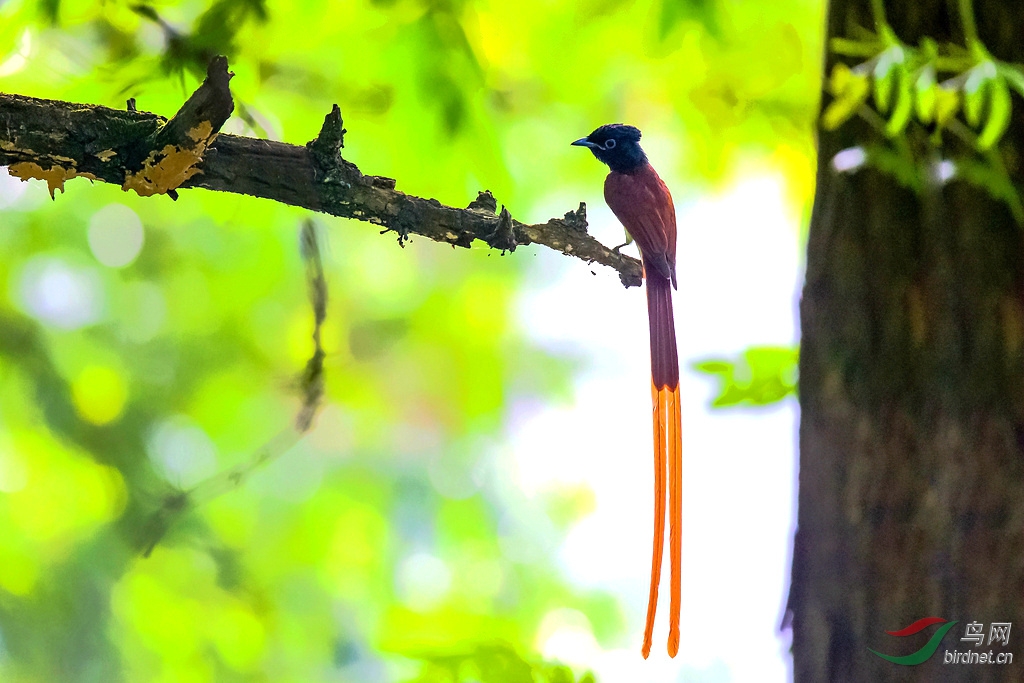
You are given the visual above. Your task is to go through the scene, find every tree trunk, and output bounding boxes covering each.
[790,0,1024,680]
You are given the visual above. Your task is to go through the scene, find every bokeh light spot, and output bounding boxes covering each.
[0,29,30,78]
[146,416,218,488]
[535,608,600,669]
[88,203,145,268]
[396,552,452,612]
[16,257,104,329]
[6,431,126,548]
[71,365,128,425]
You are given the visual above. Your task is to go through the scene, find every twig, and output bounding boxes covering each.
[139,220,330,556]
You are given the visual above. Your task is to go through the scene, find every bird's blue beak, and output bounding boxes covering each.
[571,137,598,148]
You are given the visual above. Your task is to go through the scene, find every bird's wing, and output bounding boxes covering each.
[604,165,677,286]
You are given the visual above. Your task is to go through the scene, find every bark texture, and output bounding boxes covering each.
[790,0,1024,680]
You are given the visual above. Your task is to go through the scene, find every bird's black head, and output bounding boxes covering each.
[572,123,647,174]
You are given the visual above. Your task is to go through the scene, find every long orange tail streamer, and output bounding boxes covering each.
[668,384,682,656]
[642,273,682,658]
[642,383,667,659]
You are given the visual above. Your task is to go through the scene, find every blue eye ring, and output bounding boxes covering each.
[605,139,616,149]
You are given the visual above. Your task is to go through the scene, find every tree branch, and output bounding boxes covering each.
[0,57,643,287]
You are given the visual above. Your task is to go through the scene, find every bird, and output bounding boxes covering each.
[572,124,681,658]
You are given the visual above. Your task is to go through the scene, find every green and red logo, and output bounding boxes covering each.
[868,617,959,665]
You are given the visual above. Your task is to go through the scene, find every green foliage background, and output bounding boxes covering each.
[0,0,820,680]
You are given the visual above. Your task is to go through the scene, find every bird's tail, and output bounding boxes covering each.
[641,271,682,659]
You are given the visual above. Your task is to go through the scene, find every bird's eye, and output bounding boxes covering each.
[605,139,617,149]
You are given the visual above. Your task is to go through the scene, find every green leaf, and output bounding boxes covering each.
[829,62,853,94]
[999,63,1024,98]
[693,346,798,408]
[963,61,996,128]
[914,64,937,124]
[934,86,961,128]
[823,65,870,131]
[872,46,904,115]
[918,36,939,61]
[873,61,896,114]
[978,75,1011,150]
[884,65,913,137]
